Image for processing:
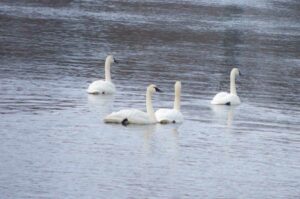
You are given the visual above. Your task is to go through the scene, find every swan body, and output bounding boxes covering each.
[155,81,184,124]
[211,68,241,105]
[104,109,154,125]
[104,84,162,125]
[155,109,183,124]
[87,55,117,95]
[87,80,115,95]
[211,92,240,105]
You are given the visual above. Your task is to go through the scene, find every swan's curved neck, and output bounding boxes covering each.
[173,85,181,111]
[105,60,112,82]
[230,71,237,95]
[146,91,156,122]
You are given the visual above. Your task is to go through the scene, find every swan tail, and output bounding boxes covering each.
[104,118,116,123]
[103,116,121,124]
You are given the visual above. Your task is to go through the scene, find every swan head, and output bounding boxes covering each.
[231,68,241,77]
[175,81,181,90]
[147,84,162,94]
[106,55,118,64]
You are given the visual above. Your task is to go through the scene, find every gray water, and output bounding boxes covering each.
[0,0,300,198]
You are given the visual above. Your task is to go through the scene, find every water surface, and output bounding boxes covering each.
[0,0,300,198]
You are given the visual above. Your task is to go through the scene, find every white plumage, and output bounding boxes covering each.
[211,92,241,105]
[155,109,183,124]
[155,81,184,124]
[104,109,154,125]
[211,68,241,105]
[87,55,117,95]
[87,80,115,95]
[104,84,162,125]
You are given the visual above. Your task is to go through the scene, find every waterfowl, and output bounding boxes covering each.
[104,84,162,125]
[87,55,117,95]
[155,81,183,124]
[211,68,241,105]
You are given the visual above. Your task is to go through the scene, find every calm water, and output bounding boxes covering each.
[0,0,300,198]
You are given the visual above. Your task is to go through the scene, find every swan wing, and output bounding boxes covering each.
[155,108,184,123]
[87,80,116,94]
[104,109,152,124]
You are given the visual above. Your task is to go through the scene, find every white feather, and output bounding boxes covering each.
[104,109,154,124]
[104,84,161,125]
[211,92,241,105]
[87,55,116,95]
[155,81,184,124]
[87,80,115,94]
[155,108,183,124]
[211,68,241,105]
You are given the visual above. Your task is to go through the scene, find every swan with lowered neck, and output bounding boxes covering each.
[87,55,117,95]
[155,81,184,124]
[211,68,241,105]
[104,84,162,125]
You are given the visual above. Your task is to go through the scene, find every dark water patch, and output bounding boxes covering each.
[0,0,73,7]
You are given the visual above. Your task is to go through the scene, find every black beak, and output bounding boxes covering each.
[239,71,242,76]
[154,87,162,92]
[114,59,118,64]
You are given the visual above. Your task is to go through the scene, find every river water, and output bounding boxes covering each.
[0,0,299,198]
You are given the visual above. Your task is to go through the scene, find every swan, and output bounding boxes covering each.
[87,55,117,95]
[155,81,184,124]
[104,84,162,125]
[211,68,241,105]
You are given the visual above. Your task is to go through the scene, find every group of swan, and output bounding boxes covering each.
[87,55,241,125]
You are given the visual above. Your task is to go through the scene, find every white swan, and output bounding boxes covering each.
[87,55,117,94]
[155,81,184,124]
[104,84,162,125]
[211,68,241,105]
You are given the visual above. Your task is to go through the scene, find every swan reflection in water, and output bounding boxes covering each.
[87,94,115,116]
[210,105,237,127]
[122,123,180,154]
[146,124,180,155]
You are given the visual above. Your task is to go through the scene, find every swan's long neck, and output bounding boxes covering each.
[173,85,181,111]
[105,60,112,82]
[230,71,237,95]
[146,91,156,122]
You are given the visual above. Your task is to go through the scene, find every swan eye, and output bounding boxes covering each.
[154,87,162,92]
